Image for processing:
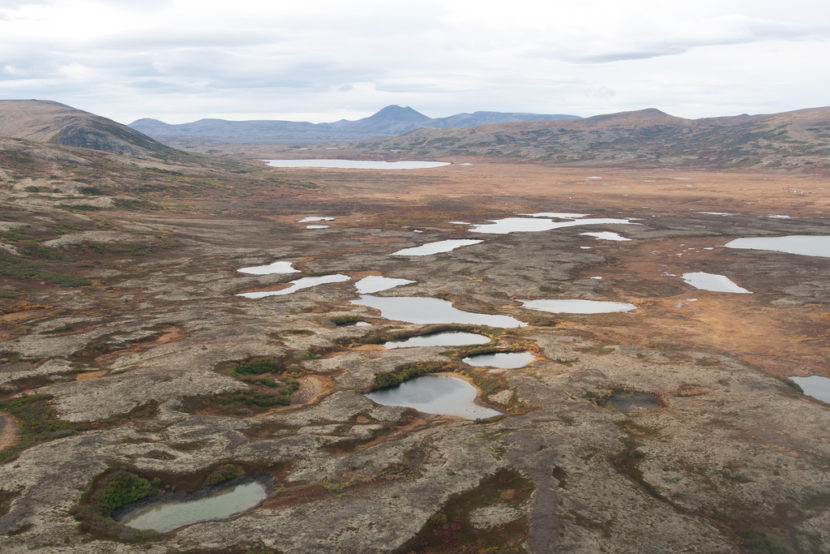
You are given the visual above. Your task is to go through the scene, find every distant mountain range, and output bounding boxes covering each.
[129,105,579,146]
[2,100,829,171]
[333,106,830,171]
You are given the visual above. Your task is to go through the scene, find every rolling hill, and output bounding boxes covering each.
[0,100,181,159]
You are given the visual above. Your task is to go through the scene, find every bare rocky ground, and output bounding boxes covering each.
[0,156,828,553]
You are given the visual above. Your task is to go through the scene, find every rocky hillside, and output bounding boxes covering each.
[344,107,830,171]
[0,100,181,159]
[130,105,578,146]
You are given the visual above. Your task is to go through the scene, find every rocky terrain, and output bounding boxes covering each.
[0,104,829,552]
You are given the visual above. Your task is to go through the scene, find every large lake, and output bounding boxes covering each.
[265,159,450,169]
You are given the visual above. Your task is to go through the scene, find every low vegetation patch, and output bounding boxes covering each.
[330,315,360,326]
[372,361,456,390]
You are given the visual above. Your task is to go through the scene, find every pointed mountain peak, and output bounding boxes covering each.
[366,105,430,123]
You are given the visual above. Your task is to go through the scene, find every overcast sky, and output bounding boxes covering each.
[1,0,829,124]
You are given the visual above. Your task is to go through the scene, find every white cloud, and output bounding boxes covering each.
[0,0,828,122]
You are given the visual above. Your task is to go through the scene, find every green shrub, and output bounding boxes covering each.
[96,472,154,516]
[330,315,359,326]
[229,358,282,376]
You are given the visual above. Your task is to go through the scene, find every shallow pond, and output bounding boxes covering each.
[522,212,589,219]
[383,331,491,349]
[265,159,450,169]
[391,239,483,256]
[352,295,526,328]
[581,231,630,241]
[121,481,268,533]
[237,261,299,275]
[682,272,751,293]
[238,274,350,298]
[520,299,636,314]
[601,390,664,412]
[462,351,536,369]
[470,217,636,235]
[365,375,501,419]
[305,224,329,229]
[790,376,830,404]
[354,276,415,294]
[725,236,830,258]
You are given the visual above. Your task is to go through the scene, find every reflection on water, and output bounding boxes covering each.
[384,331,490,349]
[352,295,526,328]
[265,159,450,169]
[354,276,415,294]
[470,217,637,234]
[237,261,299,275]
[365,375,501,419]
[392,239,482,256]
[238,274,350,298]
[682,272,751,293]
[121,481,268,533]
[790,376,830,404]
[725,236,830,258]
[462,351,536,369]
[521,299,636,314]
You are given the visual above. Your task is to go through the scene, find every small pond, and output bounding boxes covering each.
[120,480,268,533]
[470,217,637,235]
[682,272,751,294]
[790,376,830,404]
[462,351,536,369]
[383,331,491,349]
[581,231,630,242]
[265,159,450,169]
[391,239,483,256]
[305,225,329,229]
[238,274,350,298]
[522,212,589,219]
[520,299,636,314]
[601,390,664,412]
[725,236,830,258]
[365,375,501,419]
[352,295,526,328]
[237,261,299,275]
[354,276,415,294]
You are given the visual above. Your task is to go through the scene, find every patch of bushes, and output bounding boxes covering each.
[228,358,283,377]
[0,252,90,287]
[96,471,156,516]
[205,463,242,487]
[0,394,75,462]
[372,362,450,390]
[330,315,359,326]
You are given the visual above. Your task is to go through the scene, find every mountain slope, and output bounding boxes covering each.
[344,107,830,171]
[129,105,578,146]
[0,100,181,159]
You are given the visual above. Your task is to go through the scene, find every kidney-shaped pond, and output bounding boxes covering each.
[383,331,491,349]
[120,480,268,533]
[365,375,501,419]
[462,351,536,369]
[352,295,526,328]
